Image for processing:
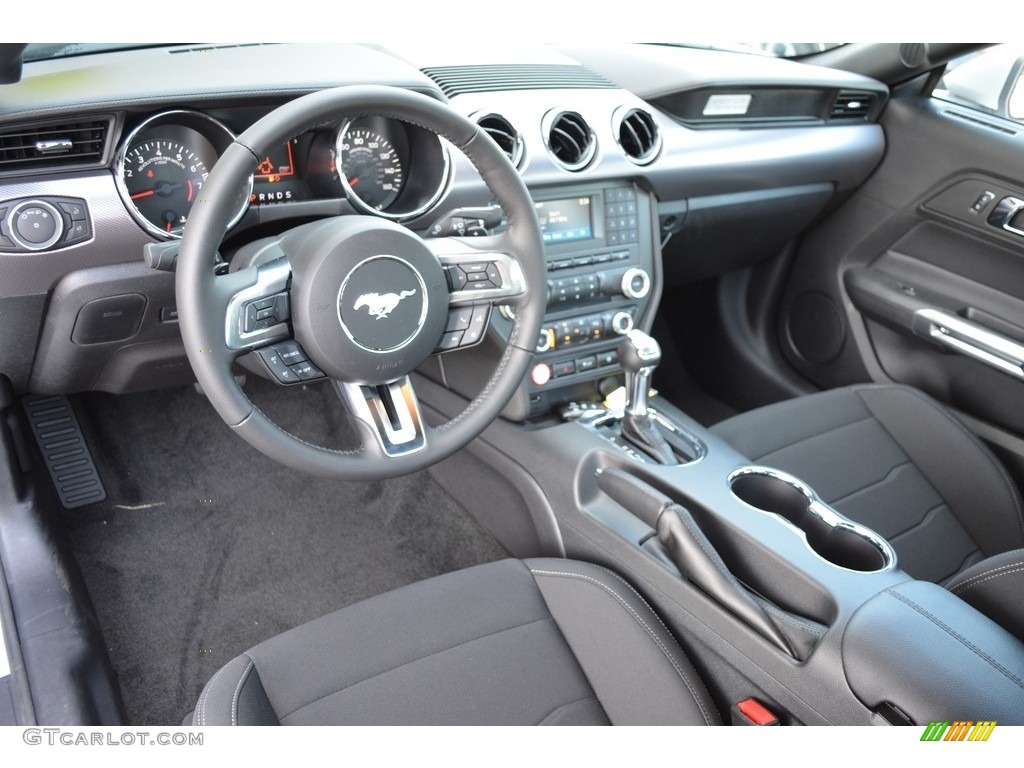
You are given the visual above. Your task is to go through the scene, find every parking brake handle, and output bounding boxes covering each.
[596,468,798,658]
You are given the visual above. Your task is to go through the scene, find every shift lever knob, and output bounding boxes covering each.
[618,329,661,417]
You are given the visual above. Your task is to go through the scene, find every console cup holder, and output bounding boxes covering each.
[728,466,895,573]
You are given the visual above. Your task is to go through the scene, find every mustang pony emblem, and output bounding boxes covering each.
[353,290,417,319]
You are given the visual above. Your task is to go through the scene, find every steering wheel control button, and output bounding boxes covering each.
[462,304,491,346]
[445,266,469,291]
[243,292,289,333]
[339,256,428,353]
[257,347,299,384]
[446,307,474,332]
[276,341,308,365]
[290,360,324,381]
[435,331,464,352]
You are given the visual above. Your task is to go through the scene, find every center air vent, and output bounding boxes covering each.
[474,113,524,169]
[615,107,661,165]
[830,91,875,120]
[544,111,596,172]
[0,117,113,174]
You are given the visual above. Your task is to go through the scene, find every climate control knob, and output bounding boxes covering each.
[611,311,635,335]
[620,267,651,300]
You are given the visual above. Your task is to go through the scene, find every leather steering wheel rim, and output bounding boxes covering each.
[176,85,545,480]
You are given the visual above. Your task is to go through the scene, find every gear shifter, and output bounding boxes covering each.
[617,330,676,464]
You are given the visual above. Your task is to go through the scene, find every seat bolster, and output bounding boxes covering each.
[946,549,1024,640]
[853,385,1024,558]
[192,654,279,726]
[526,558,721,726]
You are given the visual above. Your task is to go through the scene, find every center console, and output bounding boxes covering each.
[417,176,1024,725]
[514,182,659,419]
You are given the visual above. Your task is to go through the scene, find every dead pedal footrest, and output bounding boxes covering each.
[22,395,106,509]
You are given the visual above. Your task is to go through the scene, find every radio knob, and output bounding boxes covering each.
[611,311,634,335]
[621,267,651,300]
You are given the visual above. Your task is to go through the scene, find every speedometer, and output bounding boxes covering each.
[122,140,208,236]
[337,127,404,212]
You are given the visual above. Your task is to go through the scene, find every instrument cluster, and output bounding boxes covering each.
[115,110,452,240]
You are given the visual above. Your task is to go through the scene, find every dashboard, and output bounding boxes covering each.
[0,43,888,417]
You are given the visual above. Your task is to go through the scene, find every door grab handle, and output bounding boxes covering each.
[912,308,1024,380]
[988,196,1024,237]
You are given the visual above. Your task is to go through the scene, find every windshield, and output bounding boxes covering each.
[660,43,844,58]
[23,43,174,62]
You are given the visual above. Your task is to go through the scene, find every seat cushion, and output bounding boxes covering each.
[192,558,720,726]
[712,384,1024,583]
[946,549,1024,640]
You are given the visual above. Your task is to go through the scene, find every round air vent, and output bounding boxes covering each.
[543,110,596,171]
[473,113,524,169]
[614,106,661,165]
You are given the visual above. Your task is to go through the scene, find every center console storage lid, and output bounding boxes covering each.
[842,580,1024,725]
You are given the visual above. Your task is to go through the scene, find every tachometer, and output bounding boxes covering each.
[115,110,251,240]
[337,127,404,212]
[122,140,208,235]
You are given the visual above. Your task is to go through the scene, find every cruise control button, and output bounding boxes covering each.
[290,361,324,381]
[465,279,497,292]
[257,347,299,384]
[276,340,307,365]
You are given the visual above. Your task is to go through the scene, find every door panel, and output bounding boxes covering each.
[777,91,1024,442]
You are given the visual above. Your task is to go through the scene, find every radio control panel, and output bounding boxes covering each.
[522,181,658,418]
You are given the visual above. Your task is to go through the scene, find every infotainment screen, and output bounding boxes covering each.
[535,197,593,243]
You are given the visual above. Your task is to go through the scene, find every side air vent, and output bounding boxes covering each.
[0,117,113,173]
[544,111,596,172]
[615,107,661,165]
[830,91,875,120]
[422,64,615,98]
[474,113,525,168]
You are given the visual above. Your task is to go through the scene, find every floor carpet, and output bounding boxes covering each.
[64,375,507,725]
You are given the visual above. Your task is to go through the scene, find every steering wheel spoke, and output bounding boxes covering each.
[334,377,427,458]
[223,257,293,352]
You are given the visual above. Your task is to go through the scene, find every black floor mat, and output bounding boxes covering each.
[64,376,508,725]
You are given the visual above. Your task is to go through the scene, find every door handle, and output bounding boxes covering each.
[988,196,1024,237]
[912,308,1024,380]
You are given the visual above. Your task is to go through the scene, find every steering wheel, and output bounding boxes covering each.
[176,86,545,480]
